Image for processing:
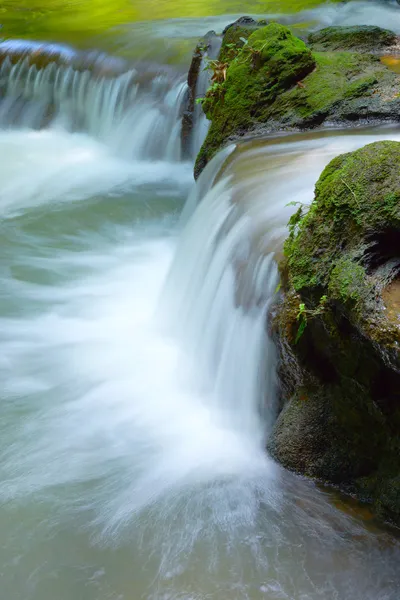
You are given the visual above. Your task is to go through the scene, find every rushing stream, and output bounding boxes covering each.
[1,3,400,599]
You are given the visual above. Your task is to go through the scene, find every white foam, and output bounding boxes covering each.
[0,128,191,216]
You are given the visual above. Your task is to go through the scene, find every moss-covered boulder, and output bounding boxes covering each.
[195,23,316,176]
[308,25,398,53]
[219,16,262,63]
[268,141,400,526]
[194,22,400,178]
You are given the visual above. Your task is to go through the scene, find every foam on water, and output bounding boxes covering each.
[0,128,191,217]
[1,123,400,599]
[0,51,190,162]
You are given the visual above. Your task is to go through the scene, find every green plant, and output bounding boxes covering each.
[287,206,304,237]
[208,81,225,96]
[204,59,229,83]
[196,79,226,105]
[221,37,249,60]
[295,302,308,344]
[295,295,328,343]
[237,37,281,69]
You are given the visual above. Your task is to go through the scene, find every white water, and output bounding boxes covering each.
[1,45,400,600]
[0,53,188,161]
[0,128,191,217]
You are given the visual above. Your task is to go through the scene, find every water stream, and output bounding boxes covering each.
[1,6,400,600]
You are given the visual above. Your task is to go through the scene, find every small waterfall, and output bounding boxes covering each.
[161,131,400,446]
[0,43,188,162]
[161,148,281,441]
[179,143,235,223]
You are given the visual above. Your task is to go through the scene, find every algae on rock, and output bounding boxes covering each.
[194,22,400,177]
[308,25,397,53]
[195,23,316,176]
[269,141,400,526]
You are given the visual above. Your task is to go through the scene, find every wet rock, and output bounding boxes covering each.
[222,16,259,35]
[180,30,220,160]
[194,23,316,177]
[193,20,400,178]
[268,141,400,526]
[308,25,398,53]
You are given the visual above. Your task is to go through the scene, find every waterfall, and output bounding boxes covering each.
[161,147,281,442]
[0,43,188,162]
[2,31,400,594]
[161,129,400,449]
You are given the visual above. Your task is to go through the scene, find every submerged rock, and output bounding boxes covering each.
[194,22,400,177]
[268,141,400,526]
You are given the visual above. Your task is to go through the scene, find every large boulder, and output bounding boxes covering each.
[194,23,400,178]
[268,141,400,525]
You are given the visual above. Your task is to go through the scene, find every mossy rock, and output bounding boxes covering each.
[195,23,316,176]
[263,50,396,126]
[270,141,400,526]
[285,141,400,308]
[194,21,400,177]
[268,382,388,483]
[219,17,262,63]
[308,25,397,53]
[283,140,400,358]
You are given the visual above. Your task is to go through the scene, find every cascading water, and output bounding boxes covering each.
[0,43,188,161]
[1,33,400,600]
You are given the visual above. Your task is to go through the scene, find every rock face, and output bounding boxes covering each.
[268,141,400,525]
[194,22,400,178]
[181,30,221,160]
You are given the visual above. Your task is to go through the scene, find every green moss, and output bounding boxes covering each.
[195,25,398,176]
[219,23,259,63]
[328,258,370,308]
[344,75,378,98]
[383,191,400,218]
[250,25,315,89]
[308,25,397,52]
[195,23,315,175]
[273,141,400,526]
[285,141,400,298]
[266,51,381,122]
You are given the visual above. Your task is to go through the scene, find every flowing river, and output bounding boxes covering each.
[1,2,400,599]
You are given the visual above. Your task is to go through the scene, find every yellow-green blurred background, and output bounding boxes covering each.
[0,0,330,43]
